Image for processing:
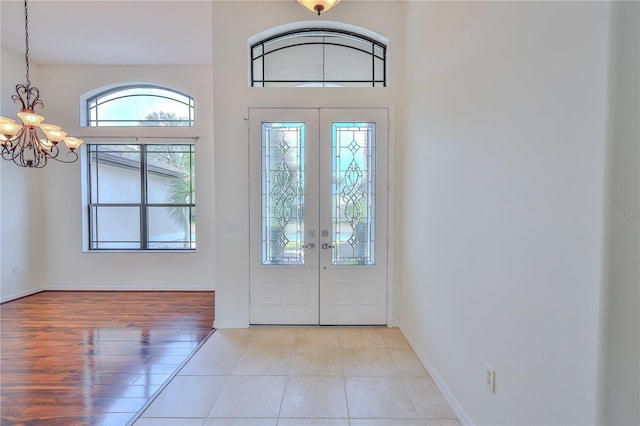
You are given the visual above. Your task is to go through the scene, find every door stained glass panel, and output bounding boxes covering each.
[331,122,376,266]
[261,122,305,265]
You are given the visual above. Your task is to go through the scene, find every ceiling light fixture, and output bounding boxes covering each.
[0,0,83,168]
[296,0,342,15]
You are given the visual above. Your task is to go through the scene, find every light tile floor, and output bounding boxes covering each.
[132,327,460,426]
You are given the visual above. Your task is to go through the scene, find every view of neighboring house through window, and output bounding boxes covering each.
[87,144,195,250]
[82,83,197,251]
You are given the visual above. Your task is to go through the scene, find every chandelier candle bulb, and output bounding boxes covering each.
[39,123,61,132]
[63,137,84,151]
[43,129,67,143]
[0,118,22,139]
[17,111,45,127]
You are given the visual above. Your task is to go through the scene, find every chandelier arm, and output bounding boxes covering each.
[12,85,28,110]
[3,126,27,156]
[12,140,37,168]
[12,84,43,111]
[27,86,42,110]
[0,125,76,168]
[19,150,47,168]
[50,149,80,164]
[2,146,16,160]
[21,126,44,168]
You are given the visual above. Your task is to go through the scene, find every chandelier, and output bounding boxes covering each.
[296,0,342,15]
[0,0,83,169]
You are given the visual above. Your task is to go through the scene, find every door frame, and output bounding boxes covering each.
[247,107,396,327]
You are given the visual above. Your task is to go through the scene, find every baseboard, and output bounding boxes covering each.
[214,319,250,329]
[1,285,214,303]
[1,286,46,304]
[44,283,215,292]
[400,323,474,426]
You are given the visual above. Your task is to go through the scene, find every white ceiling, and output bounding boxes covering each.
[0,0,214,65]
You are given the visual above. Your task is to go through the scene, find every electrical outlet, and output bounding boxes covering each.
[12,265,19,275]
[485,364,496,394]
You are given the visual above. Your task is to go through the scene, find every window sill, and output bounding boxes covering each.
[83,249,196,253]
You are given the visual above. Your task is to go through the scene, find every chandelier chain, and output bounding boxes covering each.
[24,0,30,87]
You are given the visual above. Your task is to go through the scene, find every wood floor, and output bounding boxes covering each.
[0,291,215,425]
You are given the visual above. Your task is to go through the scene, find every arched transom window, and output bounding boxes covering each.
[85,84,195,127]
[251,28,387,87]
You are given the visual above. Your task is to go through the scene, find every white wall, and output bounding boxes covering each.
[399,2,611,424]
[3,2,633,423]
[600,2,640,424]
[25,64,215,292]
[211,1,406,328]
[0,47,46,302]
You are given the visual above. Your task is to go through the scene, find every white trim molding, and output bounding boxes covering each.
[400,323,474,426]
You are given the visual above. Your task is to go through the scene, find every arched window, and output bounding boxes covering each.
[250,26,387,87]
[80,82,197,251]
[84,84,195,127]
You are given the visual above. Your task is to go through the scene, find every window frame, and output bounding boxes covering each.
[250,28,387,87]
[84,84,195,127]
[86,143,196,252]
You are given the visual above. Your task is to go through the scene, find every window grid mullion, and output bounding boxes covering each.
[85,85,194,127]
[86,143,196,251]
[250,28,387,87]
[383,47,387,87]
[261,42,265,88]
[87,147,96,247]
[141,145,148,250]
[371,43,375,88]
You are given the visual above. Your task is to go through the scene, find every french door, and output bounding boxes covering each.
[249,108,388,325]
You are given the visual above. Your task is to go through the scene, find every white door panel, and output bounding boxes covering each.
[250,108,387,325]
[249,109,319,325]
[318,108,388,325]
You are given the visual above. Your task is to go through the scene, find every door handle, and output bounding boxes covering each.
[321,243,335,249]
[302,243,315,249]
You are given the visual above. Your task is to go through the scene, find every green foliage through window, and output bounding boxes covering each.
[87,144,196,250]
